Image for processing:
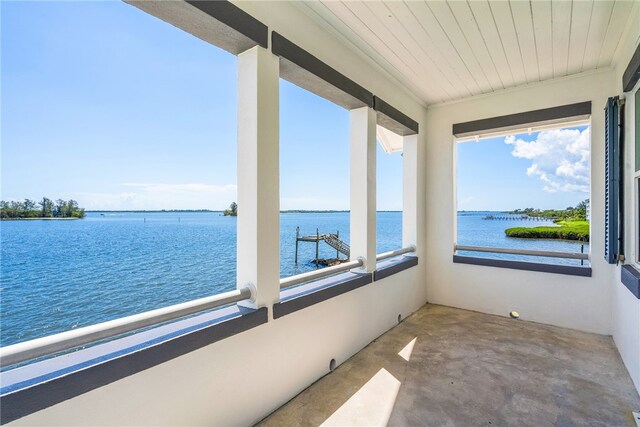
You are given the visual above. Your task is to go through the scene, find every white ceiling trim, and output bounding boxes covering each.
[428,66,614,110]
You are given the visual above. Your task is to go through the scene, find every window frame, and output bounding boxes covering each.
[633,84,640,267]
[452,104,593,276]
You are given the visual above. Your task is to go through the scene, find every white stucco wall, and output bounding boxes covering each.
[425,69,616,335]
[10,2,429,425]
[612,2,640,394]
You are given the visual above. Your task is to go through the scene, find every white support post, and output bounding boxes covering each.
[350,107,377,272]
[402,134,418,249]
[236,46,280,310]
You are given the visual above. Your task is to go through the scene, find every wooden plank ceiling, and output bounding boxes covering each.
[301,0,637,106]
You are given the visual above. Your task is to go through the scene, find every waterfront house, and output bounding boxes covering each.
[1,0,640,425]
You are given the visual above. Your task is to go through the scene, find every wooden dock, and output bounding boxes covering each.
[483,215,550,221]
[295,227,350,264]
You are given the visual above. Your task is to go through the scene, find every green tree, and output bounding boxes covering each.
[23,199,38,217]
[67,200,85,218]
[39,197,53,217]
[0,201,10,219]
[54,199,67,217]
[9,201,25,218]
[574,199,589,221]
[65,199,78,217]
[223,202,238,216]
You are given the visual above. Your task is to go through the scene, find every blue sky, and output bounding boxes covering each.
[457,125,590,211]
[1,1,402,211]
[2,1,587,213]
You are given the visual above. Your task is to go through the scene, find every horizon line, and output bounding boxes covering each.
[85,209,403,213]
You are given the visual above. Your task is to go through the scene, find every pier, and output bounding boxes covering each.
[295,226,350,265]
[483,214,550,221]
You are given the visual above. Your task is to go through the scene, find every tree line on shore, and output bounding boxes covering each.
[509,199,589,221]
[505,199,590,242]
[0,198,86,219]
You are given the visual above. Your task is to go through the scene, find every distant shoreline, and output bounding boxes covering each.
[1,217,80,221]
[86,210,402,213]
[87,210,220,213]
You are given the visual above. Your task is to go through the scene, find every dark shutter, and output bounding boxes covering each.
[604,96,624,264]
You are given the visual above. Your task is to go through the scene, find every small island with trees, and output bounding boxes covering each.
[1,198,86,220]
[505,199,589,242]
[223,202,237,217]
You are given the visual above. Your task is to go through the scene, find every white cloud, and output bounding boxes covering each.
[73,182,237,210]
[504,127,590,193]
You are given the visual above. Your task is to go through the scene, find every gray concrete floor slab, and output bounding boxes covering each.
[258,304,640,426]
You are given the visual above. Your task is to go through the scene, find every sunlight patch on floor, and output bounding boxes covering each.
[398,337,417,362]
[320,368,401,427]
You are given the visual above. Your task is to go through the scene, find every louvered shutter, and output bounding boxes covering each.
[604,96,622,264]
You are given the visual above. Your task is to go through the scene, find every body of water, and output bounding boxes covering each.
[457,211,589,265]
[0,211,587,346]
[0,211,399,346]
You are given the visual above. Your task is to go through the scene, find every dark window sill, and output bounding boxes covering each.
[274,255,419,319]
[274,271,373,319]
[0,305,267,425]
[374,255,418,281]
[453,255,592,277]
[621,264,640,298]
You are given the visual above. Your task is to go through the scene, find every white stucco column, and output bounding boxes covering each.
[402,134,418,248]
[237,46,280,310]
[350,106,377,272]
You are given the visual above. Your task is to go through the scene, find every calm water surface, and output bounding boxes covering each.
[0,211,399,346]
[0,211,587,346]
[457,211,589,265]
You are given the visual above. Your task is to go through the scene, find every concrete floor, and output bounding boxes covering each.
[258,304,640,426]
